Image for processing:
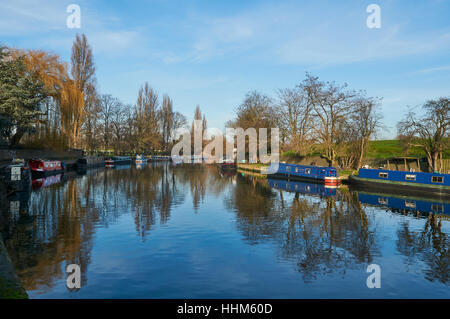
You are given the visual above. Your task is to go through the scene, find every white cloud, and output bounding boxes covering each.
[415,65,450,74]
[182,2,450,66]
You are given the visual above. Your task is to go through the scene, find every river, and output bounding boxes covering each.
[1,163,449,298]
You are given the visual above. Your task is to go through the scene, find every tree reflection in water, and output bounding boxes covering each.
[397,213,449,284]
[1,165,448,295]
[227,174,379,282]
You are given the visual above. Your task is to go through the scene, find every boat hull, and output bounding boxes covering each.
[349,175,450,198]
[105,158,132,167]
[76,156,105,169]
[219,163,237,171]
[268,172,340,186]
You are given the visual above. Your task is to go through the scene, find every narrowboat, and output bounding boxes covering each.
[266,163,340,186]
[219,161,237,171]
[76,156,105,169]
[268,178,337,197]
[357,191,450,216]
[0,159,31,193]
[105,156,132,167]
[135,155,148,164]
[349,168,450,197]
[149,155,172,162]
[28,159,63,178]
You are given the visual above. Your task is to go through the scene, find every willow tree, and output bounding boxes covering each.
[60,79,85,148]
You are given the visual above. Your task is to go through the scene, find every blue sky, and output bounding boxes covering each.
[1,0,450,138]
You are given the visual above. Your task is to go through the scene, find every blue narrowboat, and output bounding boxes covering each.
[349,168,450,197]
[105,156,132,167]
[268,178,337,197]
[357,191,450,216]
[266,163,340,186]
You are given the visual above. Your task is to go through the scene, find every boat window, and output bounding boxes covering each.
[286,166,291,171]
[431,204,444,212]
[305,168,311,174]
[431,176,443,183]
[405,174,416,181]
[378,197,388,205]
[379,172,388,178]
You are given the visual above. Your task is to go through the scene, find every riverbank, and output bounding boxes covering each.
[0,233,27,299]
[0,180,28,299]
[237,163,266,175]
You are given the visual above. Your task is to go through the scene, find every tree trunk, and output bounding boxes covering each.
[429,151,439,173]
[9,127,27,148]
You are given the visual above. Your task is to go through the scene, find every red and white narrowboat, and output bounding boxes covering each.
[28,159,64,178]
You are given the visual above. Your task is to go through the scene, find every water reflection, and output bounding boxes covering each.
[227,175,377,282]
[0,164,448,298]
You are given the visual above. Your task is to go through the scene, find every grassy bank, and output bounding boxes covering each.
[367,140,450,159]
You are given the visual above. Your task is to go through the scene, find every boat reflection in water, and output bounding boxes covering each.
[268,178,336,197]
[357,191,450,216]
[31,174,62,190]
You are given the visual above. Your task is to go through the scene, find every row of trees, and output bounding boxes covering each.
[228,73,383,169]
[229,73,449,171]
[0,34,189,154]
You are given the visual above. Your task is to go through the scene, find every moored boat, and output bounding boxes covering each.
[219,162,237,171]
[0,159,31,193]
[349,168,450,197]
[149,155,171,162]
[105,156,132,167]
[266,163,340,186]
[76,156,105,169]
[135,155,148,164]
[28,159,63,178]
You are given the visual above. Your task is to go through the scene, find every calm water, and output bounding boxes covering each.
[1,163,449,298]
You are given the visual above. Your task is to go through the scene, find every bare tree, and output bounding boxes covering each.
[276,87,313,155]
[71,34,95,92]
[135,82,160,153]
[302,73,357,166]
[160,95,174,152]
[99,94,120,151]
[352,95,383,169]
[398,97,449,172]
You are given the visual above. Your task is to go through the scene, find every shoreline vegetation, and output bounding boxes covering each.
[0,33,448,173]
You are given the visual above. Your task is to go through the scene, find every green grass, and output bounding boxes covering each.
[367,140,421,159]
[367,140,450,159]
